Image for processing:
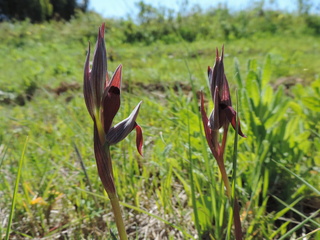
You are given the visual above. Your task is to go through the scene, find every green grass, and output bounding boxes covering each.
[0,12,319,239]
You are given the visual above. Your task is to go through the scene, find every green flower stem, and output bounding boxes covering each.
[109,192,128,240]
[103,146,127,240]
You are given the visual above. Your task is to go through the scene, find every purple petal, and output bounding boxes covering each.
[207,66,212,78]
[106,101,142,145]
[224,106,246,138]
[209,48,220,101]
[212,86,221,130]
[91,23,107,111]
[107,64,122,90]
[200,92,219,158]
[83,43,95,119]
[220,74,232,106]
[102,65,122,134]
[210,46,232,106]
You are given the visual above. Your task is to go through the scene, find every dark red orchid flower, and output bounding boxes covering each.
[200,46,245,240]
[83,23,143,156]
[83,23,143,239]
[200,46,245,158]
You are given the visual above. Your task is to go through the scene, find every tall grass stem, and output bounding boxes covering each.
[5,136,28,240]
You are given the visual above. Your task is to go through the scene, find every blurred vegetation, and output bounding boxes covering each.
[119,1,320,44]
[0,0,88,21]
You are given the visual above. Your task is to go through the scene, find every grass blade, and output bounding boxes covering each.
[73,143,99,208]
[231,90,243,240]
[187,111,201,237]
[295,228,320,240]
[272,160,320,195]
[277,209,320,240]
[272,195,320,227]
[5,136,28,240]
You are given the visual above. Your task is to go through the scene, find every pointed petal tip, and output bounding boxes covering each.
[207,66,212,77]
[131,101,142,119]
[108,64,123,89]
[99,23,105,39]
[221,45,224,61]
[131,101,142,115]
[238,128,247,138]
[137,100,142,108]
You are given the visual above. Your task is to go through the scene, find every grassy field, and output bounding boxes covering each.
[0,9,320,240]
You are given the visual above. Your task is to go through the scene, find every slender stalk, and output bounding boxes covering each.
[221,125,229,156]
[216,156,232,197]
[103,146,127,240]
[216,154,242,240]
[109,193,128,240]
[231,92,243,240]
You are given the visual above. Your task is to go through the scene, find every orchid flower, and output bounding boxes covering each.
[200,46,245,240]
[200,46,245,159]
[83,23,143,240]
[84,23,143,156]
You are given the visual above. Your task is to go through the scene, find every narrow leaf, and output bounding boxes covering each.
[5,137,28,240]
[262,54,272,89]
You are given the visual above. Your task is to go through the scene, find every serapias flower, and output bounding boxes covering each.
[83,23,142,240]
[200,46,245,158]
[83,23,143,156]
[200,46,245,240]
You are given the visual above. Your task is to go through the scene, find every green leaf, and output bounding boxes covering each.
[272,85,285,107]
[302,96,320,111]
[262,84,273,106]
[234,58,243,88]
[284,116,300,140]
[247,58,258,72]
[265,100,289,130]
[261,54,272,89]
[246,70,260,107]
[288,101,303,116]
[6,137,28,240]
